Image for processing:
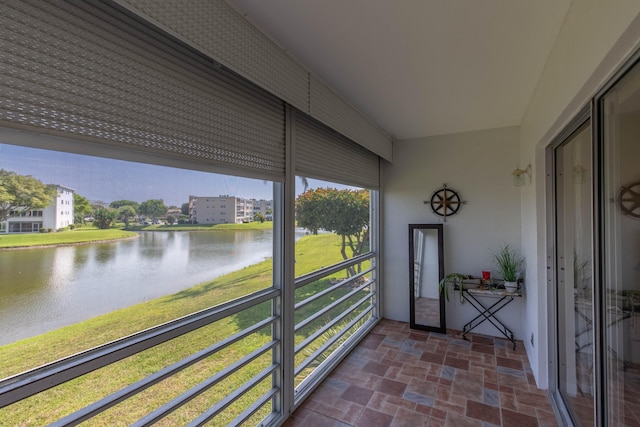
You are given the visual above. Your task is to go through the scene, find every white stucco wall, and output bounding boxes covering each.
[382,126,524,337]
[519,2,640,388]
[382,2,640,391]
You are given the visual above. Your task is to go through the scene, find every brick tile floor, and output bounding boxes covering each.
[284,319,558,427]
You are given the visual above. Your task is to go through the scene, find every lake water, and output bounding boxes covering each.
[0,229,298,345]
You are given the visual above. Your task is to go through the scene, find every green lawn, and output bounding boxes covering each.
[0,228,138,248]
[0,222,273,249]
[0,233,354,425]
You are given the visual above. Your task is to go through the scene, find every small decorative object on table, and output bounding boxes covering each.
[493,244,525,293]
[481,270,492,287]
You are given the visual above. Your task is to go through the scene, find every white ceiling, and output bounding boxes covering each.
[226,0,571,141]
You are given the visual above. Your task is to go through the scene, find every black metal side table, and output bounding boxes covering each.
[461,287,522,350]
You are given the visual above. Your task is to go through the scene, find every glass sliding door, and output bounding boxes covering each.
[552,51,640,427]
[555,121,595,426]
[600,59,640,427]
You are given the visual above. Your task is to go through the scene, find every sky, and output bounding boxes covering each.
[0,142,353,207]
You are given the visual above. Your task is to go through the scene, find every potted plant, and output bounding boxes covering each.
[493,244,525,292]
[438,272,467,303]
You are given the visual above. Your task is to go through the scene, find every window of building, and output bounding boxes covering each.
[550,52,640,427]
[0,142,277,425]
[601,57,640,427]
[0,2,381,424]
[553,119,593,426]
[293,177,378,399]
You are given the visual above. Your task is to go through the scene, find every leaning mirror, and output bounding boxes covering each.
[409,224,445,333]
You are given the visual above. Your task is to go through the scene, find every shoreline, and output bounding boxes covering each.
[0,233,139,251]
[0,224,276,250]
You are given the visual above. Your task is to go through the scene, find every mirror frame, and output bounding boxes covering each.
[409,224,446,333]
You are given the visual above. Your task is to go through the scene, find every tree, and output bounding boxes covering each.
[0,169,56,223]
[73,193,93,225]
[253,212,265,223]
[139,199,168,222]
[109,200,139,213]
[181,202,190,216]
[295,188,369,276]
[118,205,137,229]
[93,207,116,229]
[166,214,176,225]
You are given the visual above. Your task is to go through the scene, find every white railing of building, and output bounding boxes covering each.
[292,253,378,399]
[0,254,378,425]
[0,288,279,425]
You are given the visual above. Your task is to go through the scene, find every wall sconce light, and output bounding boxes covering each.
[512,164,531,187]
[573,165,587,184]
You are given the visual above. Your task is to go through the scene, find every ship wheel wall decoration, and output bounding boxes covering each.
[618,180,640,219]
[424,184,465,221]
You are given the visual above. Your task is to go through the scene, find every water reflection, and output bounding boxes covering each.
[94,244,117,264]
[0,230,281,345]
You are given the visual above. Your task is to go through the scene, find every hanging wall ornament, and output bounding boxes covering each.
[617,180,640,219]
[424,184,465,222]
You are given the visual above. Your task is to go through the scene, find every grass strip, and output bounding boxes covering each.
[0,222,273,249]
[0,229,137,248]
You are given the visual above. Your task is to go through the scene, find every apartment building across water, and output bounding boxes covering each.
[2,185,74,233]
[188,195,272,224]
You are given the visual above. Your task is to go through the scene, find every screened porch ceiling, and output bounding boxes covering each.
[226,0,571,141]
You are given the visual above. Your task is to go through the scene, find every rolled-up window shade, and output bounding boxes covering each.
[0,0,286,181]
[295,111,380,190]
